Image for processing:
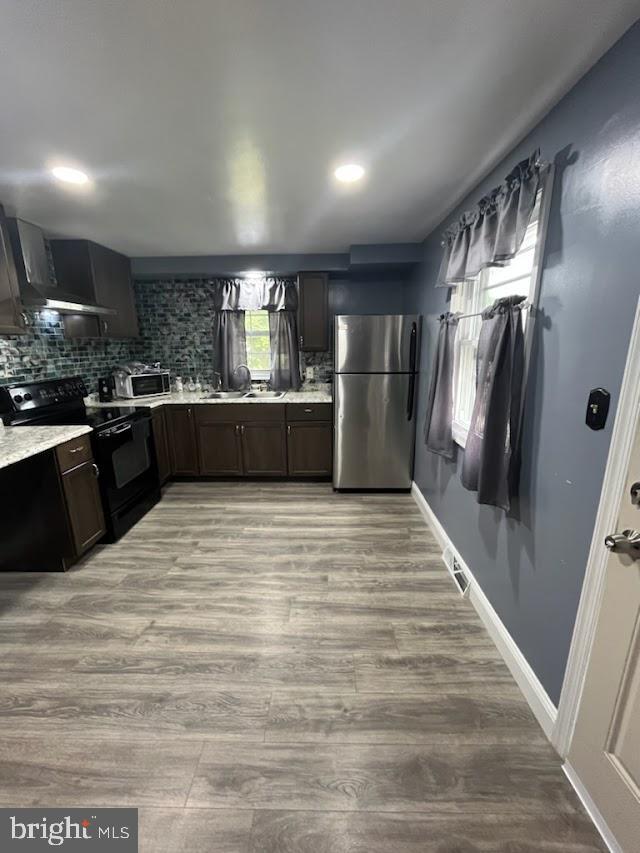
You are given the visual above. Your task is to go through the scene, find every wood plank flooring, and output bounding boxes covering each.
[0,482,604,851]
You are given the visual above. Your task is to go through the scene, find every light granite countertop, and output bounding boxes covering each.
[0,424,93,472]
[86,385,333,410]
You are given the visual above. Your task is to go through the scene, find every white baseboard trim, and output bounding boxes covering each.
[563,763,622,853]
[411,482,557,741]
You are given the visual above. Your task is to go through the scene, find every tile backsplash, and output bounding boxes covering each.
[0,278,333,391]
[133,279,333,387]
[0,310,140,391]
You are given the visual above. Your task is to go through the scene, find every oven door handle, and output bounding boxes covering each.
[98,423,133,439]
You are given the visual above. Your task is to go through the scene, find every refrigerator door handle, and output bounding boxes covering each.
[407,372,415,420]
[407,322,417,420]
[409,322,417,373]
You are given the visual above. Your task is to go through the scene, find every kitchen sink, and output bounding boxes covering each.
[243,391,285,399]
[202,391,246,399]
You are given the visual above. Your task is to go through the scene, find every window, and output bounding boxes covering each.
[245,310,271,379]
[450,192,542,447]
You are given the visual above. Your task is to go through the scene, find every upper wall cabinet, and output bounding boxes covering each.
[0,206,26,335]
[51,239,139,338]
[297,272,328,351]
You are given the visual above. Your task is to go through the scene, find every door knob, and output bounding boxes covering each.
[604,528,640,553]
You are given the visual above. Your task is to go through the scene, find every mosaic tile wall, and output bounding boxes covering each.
[0,310,141,391]
[133,279,334,387]
[0,277,334,392]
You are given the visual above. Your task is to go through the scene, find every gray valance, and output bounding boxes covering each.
[437,150,542,287]
[213,277,297,311]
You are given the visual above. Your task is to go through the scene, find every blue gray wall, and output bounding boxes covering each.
[406,20,640,705]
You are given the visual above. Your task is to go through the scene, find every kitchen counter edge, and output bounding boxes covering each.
[0,424,93,472]
[87,388,333,409]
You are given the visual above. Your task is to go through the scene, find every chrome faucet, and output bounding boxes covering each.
[232,364,251,390]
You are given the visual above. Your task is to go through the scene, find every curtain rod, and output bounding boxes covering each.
[455,301,532,321]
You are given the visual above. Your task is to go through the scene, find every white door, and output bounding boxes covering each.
[568,411,640,851]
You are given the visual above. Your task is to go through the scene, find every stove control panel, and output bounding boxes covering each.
[0,376,88,413]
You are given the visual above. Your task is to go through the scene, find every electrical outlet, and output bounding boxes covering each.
[306,366,315,379]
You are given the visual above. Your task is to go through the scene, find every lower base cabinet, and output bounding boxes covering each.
[287,422,333,476]
[163,401,332,479]
[198,421,243,475]
[60,461,106,554]
[55,435,106,558]
[241,422,287,475]
[166,406,199,475]
[151,407,171,484]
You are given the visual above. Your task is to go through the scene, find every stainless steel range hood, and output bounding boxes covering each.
[7,218,116,316]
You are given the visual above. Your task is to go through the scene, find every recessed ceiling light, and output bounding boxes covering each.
[334,163,365,183]
[51,165,89,185]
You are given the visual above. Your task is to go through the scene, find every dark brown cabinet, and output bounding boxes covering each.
[151,407,171,485]
[287,422,333,476]
[198,422,243,476]
[164,402,332,480]
[195,404,287,477]
[297,272,328,351]
[166,406,199,475]
[51,239,139,338]
[286,403,333,477]
[61,462,106,555]
[0,205,26,335]
[241,422,287,476]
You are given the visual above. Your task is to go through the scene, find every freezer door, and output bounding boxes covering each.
[334,314,420,374]
[334,373,415,489]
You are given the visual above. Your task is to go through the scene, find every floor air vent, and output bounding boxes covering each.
[442,546,470,597]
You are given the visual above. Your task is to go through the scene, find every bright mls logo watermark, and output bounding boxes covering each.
[1,809,137,851]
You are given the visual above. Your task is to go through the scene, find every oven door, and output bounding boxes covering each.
[93,416,159,515]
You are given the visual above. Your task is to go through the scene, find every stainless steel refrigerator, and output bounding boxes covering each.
[333,314,421,489]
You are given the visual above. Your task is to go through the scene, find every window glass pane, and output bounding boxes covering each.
[483,247,535,288]
[245,310,271,374]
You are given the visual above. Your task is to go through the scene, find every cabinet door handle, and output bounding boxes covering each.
[299,335,304,347]
[287,424,291,435]
[304,408,312,413]
[240,425,245,435]
[91,463,100,478]
[102,319,108,334]
[69,445,85,454]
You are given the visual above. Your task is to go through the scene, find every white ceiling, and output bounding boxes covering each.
[0,1,638,257]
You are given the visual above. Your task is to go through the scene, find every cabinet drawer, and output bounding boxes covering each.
[196,403,285,423]
[286,403,332,422]
[55,434,93,472]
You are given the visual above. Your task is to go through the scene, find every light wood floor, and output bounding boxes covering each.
[0,482,603,851]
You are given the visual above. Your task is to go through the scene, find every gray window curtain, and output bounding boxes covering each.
[266,278,301,391]
[269,311,302,391]
[211,276,300,390]
[461,295,526,511]
[437,150,541,287]
[213,310,249,390]
[424,312,459,459]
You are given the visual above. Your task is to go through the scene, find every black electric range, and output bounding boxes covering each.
[0,376,161,541]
